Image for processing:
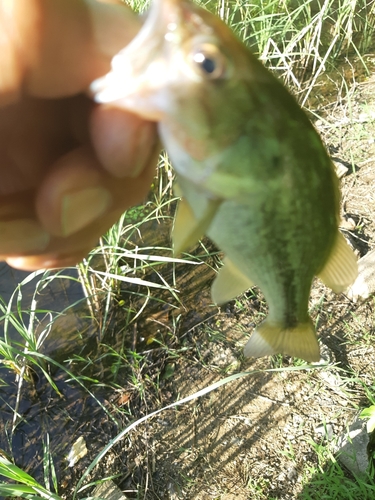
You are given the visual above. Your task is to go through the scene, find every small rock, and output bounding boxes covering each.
[293,414,304,427]
[316,343,334,364]
[314,423,334,441]
[339,217,356,230]
[336,418,370,478]
[209,344,239,371]
[319,369,342,388]
[286,466,298,481]
[333,160,349,178]
[347,249,375,302]
[167,481,184,500]
[92,480,127,499]
[67,436,87,467]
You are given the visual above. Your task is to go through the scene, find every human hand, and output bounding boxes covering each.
[0,0,159,270]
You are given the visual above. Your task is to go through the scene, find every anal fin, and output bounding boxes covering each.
[318,231,358,293]
[211,257,254,305]
[243,319,320,362]
[172,197,221,255]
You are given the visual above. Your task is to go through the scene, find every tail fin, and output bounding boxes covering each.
[244,320,320,362]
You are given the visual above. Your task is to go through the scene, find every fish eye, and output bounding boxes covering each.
[191,43,226,79]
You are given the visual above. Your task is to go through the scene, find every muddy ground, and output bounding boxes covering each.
[1,61,375,500]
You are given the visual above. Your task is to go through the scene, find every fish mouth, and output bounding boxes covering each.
[90,0,196,120]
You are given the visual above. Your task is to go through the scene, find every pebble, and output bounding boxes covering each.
[335,418,370,478]
[314,423,334,441]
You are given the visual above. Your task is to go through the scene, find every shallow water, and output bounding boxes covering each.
[0,263,100,496]
[0,214,218,497]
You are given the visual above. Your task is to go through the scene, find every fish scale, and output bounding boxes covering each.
[90,0,358,361]
[206,199,313,318]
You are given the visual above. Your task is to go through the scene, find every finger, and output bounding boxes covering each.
[28,0,142,96]
[0,220,50,255]
[3,202,125,269]
[90,105,158,178]
[5,250,93,271]
[0,190,50,254]
[4,206,124,270]
[35,132,159,238]
[2,137,159,269]
[0,0,141,101]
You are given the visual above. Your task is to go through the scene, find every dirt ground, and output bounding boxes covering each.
[73,62,375,499]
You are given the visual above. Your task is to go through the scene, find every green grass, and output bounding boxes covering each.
[300,461,375,499]
[127,0,374,95]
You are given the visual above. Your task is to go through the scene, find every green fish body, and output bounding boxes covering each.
[90,0,358,361]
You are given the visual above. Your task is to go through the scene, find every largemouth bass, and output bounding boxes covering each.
[90,0,358,362]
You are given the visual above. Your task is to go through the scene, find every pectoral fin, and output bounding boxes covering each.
[211,257,254,305]
[318,232,358,293]
[244,320,320,362]
[172,197,221,255]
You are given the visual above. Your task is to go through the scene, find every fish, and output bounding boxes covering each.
[90,0,358,362]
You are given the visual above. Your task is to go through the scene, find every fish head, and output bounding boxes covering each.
[91,0,270,190]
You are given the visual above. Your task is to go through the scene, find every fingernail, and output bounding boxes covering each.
[0,219,50,254]
[61,187,112,236]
